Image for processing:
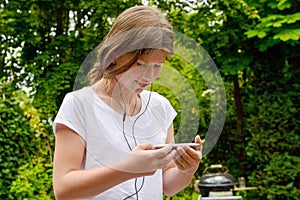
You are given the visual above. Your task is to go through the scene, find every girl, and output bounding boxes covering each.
[53,5,202,200]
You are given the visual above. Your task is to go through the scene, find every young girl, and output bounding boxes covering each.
[53,5,202,200]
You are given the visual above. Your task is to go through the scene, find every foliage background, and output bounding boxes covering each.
[0,0,299,199]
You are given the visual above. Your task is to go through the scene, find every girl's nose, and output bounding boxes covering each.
[142,66,161,81]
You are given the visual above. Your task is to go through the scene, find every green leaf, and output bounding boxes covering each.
[257,31,267,38]
[245,30,259,38]
[273,29,300,41]
[258,43,268,52]
[277,0,292,10]
[272,21,283,27]
[286,12,300,24]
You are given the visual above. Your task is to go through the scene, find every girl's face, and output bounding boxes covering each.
[115,49,167,93]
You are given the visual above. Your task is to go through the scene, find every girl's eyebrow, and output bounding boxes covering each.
[136,60,163,67]
[137,58,164,64]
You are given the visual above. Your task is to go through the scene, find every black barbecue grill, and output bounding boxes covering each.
[197,164,243,200]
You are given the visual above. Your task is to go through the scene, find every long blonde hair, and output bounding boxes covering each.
[87,5,174,85]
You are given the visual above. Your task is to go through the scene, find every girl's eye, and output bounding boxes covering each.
[137,62,147,67]
[137,63,143,67]
[136,62,162,68]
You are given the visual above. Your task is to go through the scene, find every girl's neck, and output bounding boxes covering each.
[94,78,141,116]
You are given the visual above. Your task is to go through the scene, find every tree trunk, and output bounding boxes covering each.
[233,77,246,173]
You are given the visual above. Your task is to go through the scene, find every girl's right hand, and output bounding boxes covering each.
[111,142,177,175]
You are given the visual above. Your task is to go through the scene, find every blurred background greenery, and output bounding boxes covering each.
[1,0,299,199]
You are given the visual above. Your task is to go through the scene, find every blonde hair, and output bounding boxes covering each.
[87,5,174,85]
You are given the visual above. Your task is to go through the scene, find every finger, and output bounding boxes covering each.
[174,158,185,170]
[155,144,173,157]
[178,146,202,168]
[156,149,176,168]
[183,146,202,161]
[173,149,187,169]
[175,146,192,166]
[136,142,153,150]
[166,149,177,161]
[172,149,182,161]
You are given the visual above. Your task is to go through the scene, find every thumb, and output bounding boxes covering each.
[195,135,202,143]
[194,135,202,151]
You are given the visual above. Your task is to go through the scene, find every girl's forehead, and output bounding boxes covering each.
[138,50,167,63]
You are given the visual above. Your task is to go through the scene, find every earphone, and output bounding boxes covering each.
[117,78,152,200]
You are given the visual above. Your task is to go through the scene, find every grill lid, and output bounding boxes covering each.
[198,164,238,188]
[199,173,237,187]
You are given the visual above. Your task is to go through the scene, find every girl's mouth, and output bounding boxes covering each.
[137,81,150,88]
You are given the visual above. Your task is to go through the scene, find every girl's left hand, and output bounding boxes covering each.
[174,135,202,174]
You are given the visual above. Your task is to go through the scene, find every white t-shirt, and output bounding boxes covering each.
[53,87,177,199]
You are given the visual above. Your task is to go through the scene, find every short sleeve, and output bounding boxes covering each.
[53,93,86,141]
[151,91,177,132]
[162,95,177,131]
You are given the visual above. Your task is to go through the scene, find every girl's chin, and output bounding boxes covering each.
[134,87,144,93]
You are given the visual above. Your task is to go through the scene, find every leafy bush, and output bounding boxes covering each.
[0,79,38,198]
[245,89,300,200]
[0,78,54,199]
[10,157,54,200]
[254,152,300,200]
[164,179,200,200]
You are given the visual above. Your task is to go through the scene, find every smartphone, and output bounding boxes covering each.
[153,143,200,150]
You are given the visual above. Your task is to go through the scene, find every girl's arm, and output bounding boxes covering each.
[162,123,202,197]
[53,124,175,199]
